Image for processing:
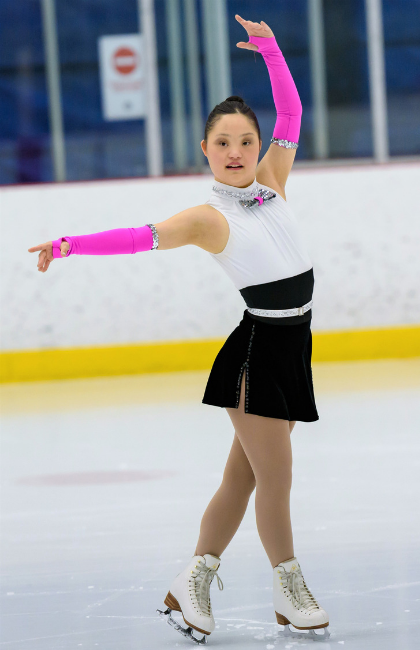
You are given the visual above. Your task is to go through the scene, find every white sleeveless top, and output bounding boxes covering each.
[205,177,313,291]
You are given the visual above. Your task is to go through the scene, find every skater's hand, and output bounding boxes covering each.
[28,239,69,272]
[235,14,274,51]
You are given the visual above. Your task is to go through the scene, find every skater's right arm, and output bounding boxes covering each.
[28,205,229,272]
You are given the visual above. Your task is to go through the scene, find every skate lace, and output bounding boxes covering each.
[189,559,224,616]
[279,566,320,613]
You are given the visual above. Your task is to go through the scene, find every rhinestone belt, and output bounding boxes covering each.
[247,299,313,318]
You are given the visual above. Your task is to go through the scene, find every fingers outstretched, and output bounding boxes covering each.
[28,241,54,272]
[235,14,274,42]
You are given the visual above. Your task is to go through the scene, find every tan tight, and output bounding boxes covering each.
[194,371,296,568]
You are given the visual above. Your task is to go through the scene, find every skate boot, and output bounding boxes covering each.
[157,553,224,645]
[273,556,330,641]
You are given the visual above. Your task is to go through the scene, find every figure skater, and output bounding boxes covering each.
[28,14,330,645]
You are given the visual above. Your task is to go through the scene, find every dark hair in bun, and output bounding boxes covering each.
[226,95,245,104]
[204,95,261,142]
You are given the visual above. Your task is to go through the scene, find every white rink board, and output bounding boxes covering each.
[1,162,419,351]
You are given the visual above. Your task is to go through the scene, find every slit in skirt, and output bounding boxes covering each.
[235,322,256,412]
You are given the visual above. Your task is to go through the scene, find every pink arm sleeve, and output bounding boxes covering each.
[51,224,159,258]
[248,34,302,145]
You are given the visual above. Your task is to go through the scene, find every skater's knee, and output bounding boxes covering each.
[255,465,292,493]
[221,469,256,495]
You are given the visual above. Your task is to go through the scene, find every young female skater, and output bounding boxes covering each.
[28,14,330,645]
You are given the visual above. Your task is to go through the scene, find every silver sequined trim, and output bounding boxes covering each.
[235,323,256,412]
[146,223,159,250]
[247,299,313,318]
[270,137,299,149]
[212,186,258,199]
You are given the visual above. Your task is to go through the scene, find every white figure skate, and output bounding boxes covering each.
[157,553,224,645]
[273,556,330,641]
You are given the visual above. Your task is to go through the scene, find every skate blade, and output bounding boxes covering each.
[157,607,208,645]
[279,623,330,642]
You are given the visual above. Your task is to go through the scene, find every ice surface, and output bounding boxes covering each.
[1,359,419,648]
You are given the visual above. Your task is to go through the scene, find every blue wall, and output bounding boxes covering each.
[0,0,419,184]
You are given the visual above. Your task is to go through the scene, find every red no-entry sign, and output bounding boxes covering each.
[112,47,138,75]
[98,34,145,120]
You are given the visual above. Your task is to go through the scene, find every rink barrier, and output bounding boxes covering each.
[0,324,419,383]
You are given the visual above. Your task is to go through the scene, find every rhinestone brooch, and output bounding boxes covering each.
[238,188,276,209]
[212,185,276,209]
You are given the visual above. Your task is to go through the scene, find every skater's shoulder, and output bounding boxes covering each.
[153,203,229,253]
[192,204,231,255]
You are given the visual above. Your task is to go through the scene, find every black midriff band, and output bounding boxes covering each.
[239,267,314,326]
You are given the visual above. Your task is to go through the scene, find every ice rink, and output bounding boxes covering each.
[1,358,419,649]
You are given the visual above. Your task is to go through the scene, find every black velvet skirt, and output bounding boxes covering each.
[202,309,319,422]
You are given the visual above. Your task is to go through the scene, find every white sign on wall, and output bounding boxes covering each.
[98,34,146,121]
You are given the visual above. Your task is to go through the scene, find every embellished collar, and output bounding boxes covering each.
[211,177,276,209]
[212,177,259,198]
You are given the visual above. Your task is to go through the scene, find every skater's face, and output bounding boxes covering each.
[201,114,262,188]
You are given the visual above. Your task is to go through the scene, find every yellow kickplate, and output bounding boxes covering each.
[0,325,419,383]
[312,324,420,362]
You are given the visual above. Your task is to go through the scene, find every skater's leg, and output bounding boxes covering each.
[226,372,294,568]
[194,432,256,558]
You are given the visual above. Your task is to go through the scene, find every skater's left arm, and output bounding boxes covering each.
[235,15,301,193]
